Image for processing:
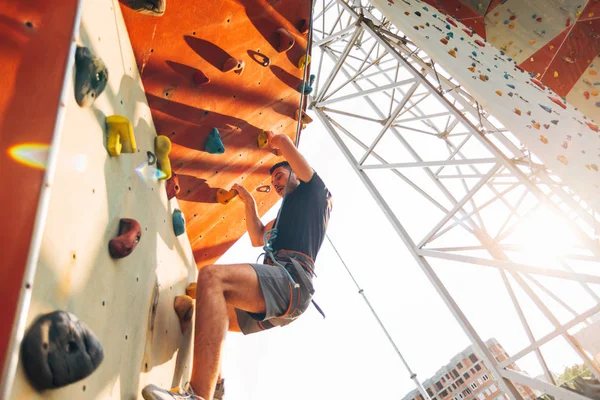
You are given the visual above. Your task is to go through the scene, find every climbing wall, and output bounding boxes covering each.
[7,0,197,398]
[121,0,312,269]
[420,0,600,122]
[374,0,600,207]
[0,0,80,377]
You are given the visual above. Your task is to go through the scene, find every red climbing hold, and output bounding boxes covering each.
[462,28,473,37]
[446,17,458,27]
[194,70,210,85]
[474,39,485,47]
[109,218,142,259]
[515,65,525,73]
[530,78,546,90]
[584,91,591,100]
[222,58,245,75]
[166,172,180,200]
[548,96,567,109]
[586,122,599,132]
[536,16,542,22]
[276,28,295,52]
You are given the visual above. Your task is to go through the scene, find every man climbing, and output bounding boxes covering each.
[142,130,333,400]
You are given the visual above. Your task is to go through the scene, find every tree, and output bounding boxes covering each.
[557,364,593,387]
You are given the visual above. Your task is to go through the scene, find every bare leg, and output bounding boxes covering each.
[191,264,265,400]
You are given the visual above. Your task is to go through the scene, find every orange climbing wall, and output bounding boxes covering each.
[121,0,312,269]
[0,0,79,381]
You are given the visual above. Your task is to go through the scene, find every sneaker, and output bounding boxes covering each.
[214,379,225,400]
[142,383,203,400]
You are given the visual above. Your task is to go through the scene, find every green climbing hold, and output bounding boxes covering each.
[173,209,186,236]
[205,128,225,154]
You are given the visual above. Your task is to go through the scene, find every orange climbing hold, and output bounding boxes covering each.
[586,122,599,132]
[590,70,598,76]
[514,108,521,115]
[468,66,475,72]
[448,49,457,58]
[166,172,180,200]
[295,109,313,124]
[530,78,545,90]
[276,28,295,52]
[495,90,502,96]
[174,295,194,334]
[440,37,449,45]
[532,122,541,129]
[222,58,245,75]
[194,70,210,85]
[557,155,569,165]
[216,188,238,205]
[539,135,548,144]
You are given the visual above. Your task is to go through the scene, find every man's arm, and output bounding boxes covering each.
[232,183,276,247]
[267,131,314,182]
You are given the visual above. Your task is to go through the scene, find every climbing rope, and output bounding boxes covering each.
[261,0,316,283]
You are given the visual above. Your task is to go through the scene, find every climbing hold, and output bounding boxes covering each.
[590,70,598,76]
[593,90,599,97]
[222,58,245,75]
[446,17,457,28]
[474,40,485,47]
[108,218,141,259]
[509,15,516,21]
[415,11,422,16]
[21,311,104,391]
[562,141,569,149]
[585,91,591,100]
[166,172,180,200]
[496,90,502,96]
[479,74,488,82]
[155,135,172,180]
[121,0,165,16]
[413,26,419,30]
[530,78,545,90]
[275,28,295,52]
[507,84,515,89]
[586,122,599,132]
[532,14,537,19]
[172,209,185,236]
[586,164,598,171]
[106,115,136,157]
[440,37,449,45]
[566,17,571,27]
[514,108,521,115]
[462,28,473,37]
[530,40,536,45]
[549,96,567,109]
[216,188,238,205]
[74,46,108,108]
[298,74,316,95]
[298,19,309,36]
[448,49,457,58]
[532,122,541,130]
[174,295,194,334]
[472,51,478,56]
[536,17,542,22]
[539,135,548,144]
[447,32,454,38]
[551,120,558,125]
[257,130,269,148]
[295,109,313,124]
[539,104,552,113]
[297,54,311,70]
[405,11,410,16]
[423,6,429,11]
[509,23,515,29]
[515,65,524,73]
[193,70,210,85]
[557,155,569,165]
[553,71,559,78]
[205,128,225,154]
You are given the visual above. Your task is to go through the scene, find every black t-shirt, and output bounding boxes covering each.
[271,172,332,263]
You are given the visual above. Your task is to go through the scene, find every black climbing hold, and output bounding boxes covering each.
[21,311,104,391]
[74,46,108,108]
[147,151,157,165]
[121,0,166,16]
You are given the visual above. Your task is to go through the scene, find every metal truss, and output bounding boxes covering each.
[310,1,600,400]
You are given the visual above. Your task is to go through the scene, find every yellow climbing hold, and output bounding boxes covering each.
[532,122,541,129]
[509,22,515,29]
[576,10,582,18]
[554,71,559,78]
[468,66,476,72]
[530,57,534,62]
[106,115,136,157]
[257,130,269,148]
[297,54,311,69]
[155,135,172,180]
[448,49,457,58]
[549,45,555,50]
[589,12,594,18]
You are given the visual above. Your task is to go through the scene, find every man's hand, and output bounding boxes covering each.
[232,183,254,206]
[266,130,283,150]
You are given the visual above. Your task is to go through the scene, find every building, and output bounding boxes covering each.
[402,339,537,400]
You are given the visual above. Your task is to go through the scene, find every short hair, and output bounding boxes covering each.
[270,161,292,175]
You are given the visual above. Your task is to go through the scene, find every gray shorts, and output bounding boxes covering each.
[235,250,315,334]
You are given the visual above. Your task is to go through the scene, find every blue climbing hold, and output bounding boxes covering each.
[205,128,225,154]
[472,51,477,56]
[532,14,537,18]
[504,72,509,79]
[433,13,437,17]
[539,104,552,113]
[173,209,185,236]
[507,84,516,89]
[508,58,513,62]
[447,32,454,38]
[460,37,464,41]
[423,6,429,11]
[446,24,451,30]
[504,19,510,24]
[298,74,316,95]
[500,51,505,55]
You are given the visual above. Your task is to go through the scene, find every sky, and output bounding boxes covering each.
[216,112,596,400]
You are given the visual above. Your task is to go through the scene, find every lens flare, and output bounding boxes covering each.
[135,161,166,185]
[8,143,50,170]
